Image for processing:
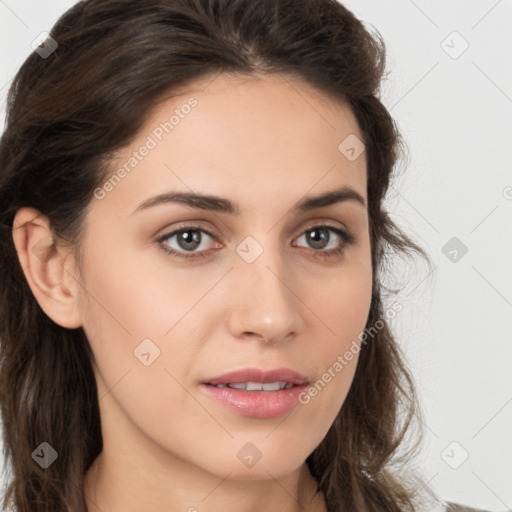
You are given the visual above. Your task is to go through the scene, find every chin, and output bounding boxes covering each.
[206,443,307,481]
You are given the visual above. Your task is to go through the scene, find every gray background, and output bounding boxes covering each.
[0,0,511,509]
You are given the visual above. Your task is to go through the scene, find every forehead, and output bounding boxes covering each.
[96,71,367,216]
[164,71,365,151]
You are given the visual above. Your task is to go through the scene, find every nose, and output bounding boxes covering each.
[226,244,307,344]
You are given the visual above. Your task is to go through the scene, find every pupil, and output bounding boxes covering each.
[178,230,201,251]
[307,228,328,249]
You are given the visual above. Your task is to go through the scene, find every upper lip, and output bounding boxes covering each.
[202,367,310,386]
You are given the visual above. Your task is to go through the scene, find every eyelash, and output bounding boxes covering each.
[156,224,356,261]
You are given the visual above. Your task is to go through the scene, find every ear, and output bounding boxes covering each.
[12,207,83,329]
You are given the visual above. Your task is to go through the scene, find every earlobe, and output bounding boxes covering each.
[11,207,83,329]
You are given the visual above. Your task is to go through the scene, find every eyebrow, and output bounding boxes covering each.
[131,185,366,216]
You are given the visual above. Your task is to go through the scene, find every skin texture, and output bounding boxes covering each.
[12,72,373,512]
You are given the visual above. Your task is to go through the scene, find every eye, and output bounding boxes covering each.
[156,224,355,261]
[157,226,219,260]
[293,225,355,259]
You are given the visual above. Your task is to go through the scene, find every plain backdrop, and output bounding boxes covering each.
[0,1,511,510]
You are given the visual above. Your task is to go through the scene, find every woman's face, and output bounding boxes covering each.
[76,72,372,480]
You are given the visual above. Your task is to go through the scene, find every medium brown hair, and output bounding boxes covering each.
[0,0,433,510]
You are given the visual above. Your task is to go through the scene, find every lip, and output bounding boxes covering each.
[202,367,309,386]
[199,367,310,419]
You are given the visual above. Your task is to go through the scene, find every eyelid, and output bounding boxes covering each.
[156,223,220,247]
[298,219,349,235]
[155,221,219,243]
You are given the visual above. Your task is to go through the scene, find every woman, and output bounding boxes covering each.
[0,1,504,511]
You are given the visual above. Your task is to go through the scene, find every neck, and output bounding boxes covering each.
[84,451,327,512]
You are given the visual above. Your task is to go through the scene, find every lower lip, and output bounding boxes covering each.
[199,383,309,419]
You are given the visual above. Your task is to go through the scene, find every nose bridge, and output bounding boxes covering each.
[228,234,305,342]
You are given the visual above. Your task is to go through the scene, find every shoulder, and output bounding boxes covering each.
[409,484,509,512]
[390,470,509,512]
[443,501,511,512]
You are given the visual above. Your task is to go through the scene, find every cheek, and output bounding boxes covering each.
[312,274,372,333]
[300,252,373,410]
[78,234,206,343]
[77,245,203,439]
[76,234,230,422]
[307,247,373,345]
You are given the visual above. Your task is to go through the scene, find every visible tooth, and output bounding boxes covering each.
[229,382,249,390]
[246,382,264,391]
[214,384,227,388]
[225,381,290,391]
[262,382,281,391]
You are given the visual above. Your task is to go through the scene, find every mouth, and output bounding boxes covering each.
[199,367,310,418]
